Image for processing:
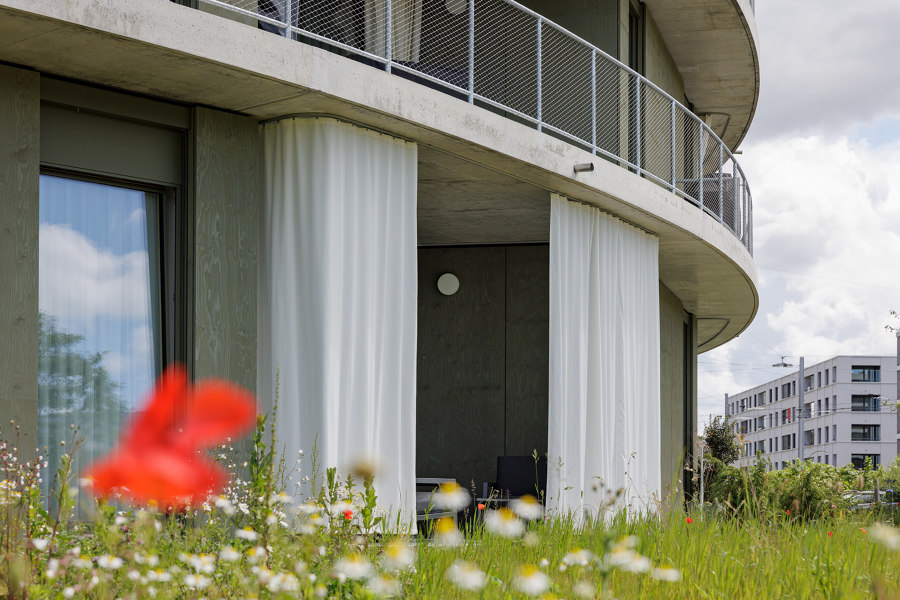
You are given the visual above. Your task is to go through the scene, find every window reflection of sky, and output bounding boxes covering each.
[38,174,158,412]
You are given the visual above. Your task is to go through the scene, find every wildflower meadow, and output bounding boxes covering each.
[3,368,900,599]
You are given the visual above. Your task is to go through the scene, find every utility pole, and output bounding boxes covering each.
[772,355,805,464]
[797,356,805,462]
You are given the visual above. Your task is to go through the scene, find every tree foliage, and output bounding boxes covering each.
[38,312,125,497]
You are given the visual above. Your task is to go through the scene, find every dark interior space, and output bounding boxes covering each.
[416,244,549,494]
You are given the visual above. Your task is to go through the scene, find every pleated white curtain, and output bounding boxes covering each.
[259,117,418,523]
[547,194,661,518]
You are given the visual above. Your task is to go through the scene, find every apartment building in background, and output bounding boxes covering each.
[726,356,897,470]
[0,0,759,518]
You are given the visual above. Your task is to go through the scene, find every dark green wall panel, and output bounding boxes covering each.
[417,245,549,492]
[0,65,40,453]
[192,108,259,393]
[505,245,549,458]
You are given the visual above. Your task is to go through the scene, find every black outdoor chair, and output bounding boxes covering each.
[479,455,547,506]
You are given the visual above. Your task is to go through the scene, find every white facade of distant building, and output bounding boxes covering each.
[725,356,897,470]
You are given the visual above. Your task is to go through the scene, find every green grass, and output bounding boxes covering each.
[6,495,900,599]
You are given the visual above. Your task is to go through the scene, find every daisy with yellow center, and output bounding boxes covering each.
[513,564,550,596]
[484,507,525,538]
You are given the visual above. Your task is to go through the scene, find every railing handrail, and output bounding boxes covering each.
[198,0,753,254]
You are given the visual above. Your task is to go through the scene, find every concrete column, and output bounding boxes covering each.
[0,65,40,455]
[192,108,259,394]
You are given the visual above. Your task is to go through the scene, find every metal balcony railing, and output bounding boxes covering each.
[198,0,753,253]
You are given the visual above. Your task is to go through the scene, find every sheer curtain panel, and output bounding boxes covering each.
[547,194,660,518]
[259,118,418,523]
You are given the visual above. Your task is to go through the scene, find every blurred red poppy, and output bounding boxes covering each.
[685,517,693,524]
[85,364,256,510]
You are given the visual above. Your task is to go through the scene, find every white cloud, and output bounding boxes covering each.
[749,0,900,142]
[698,134,900,426]
[38,223,152,321]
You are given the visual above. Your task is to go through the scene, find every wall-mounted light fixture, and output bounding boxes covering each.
[437,273,460,296]
[573,163,594,173]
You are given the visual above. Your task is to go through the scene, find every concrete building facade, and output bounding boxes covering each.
[727,356,898,470]
[0,0,759,517]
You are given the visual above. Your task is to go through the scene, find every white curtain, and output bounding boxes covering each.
[365,0,422,62]
[259,117,418,524]
[547,194,661,518]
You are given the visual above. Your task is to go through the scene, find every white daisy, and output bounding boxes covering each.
[562,548,594,567]
[510,495,543,520]
[333,554,374,580]
[267,572,300,593]
[574,580,596,598]
[97,555,124,570]
[380,539,415,571]
[651,566,681,582]
[433,517,464,547]
[432,481,469,511]
[872,523,900,551]
[484,507,525,538]
[513,564,550,596]
[31,538,49,552]
[366,574,401,597]
[183,574,210,589]
[445,560,486,591]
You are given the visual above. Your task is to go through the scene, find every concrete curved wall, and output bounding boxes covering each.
[0,0,757,349]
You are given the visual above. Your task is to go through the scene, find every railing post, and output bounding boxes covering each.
[718,142,724,224]
[385,0,392,72]
[670,100,676,190]
[591,50,596,155]
[634,77,641,172]
[468,0,475,103]
[697,120,704,209]
[283,0,291,38]
[536,18,542,132]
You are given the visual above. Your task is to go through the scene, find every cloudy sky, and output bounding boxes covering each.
[697,0,900,426]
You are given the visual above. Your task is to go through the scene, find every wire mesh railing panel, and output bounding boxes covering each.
[411,0,469,90]
[594,54,626,163]
[197,0,753,253]
[676,113,700,204]
[474,0,538,120]
[639,82,674,187]
[540,24,593,145]
[297,0,372,55]
[699,128,721,219]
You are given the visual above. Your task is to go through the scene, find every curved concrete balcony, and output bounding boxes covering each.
[643,0,760,150]
[0,0,758,349]
[203,0,753,256]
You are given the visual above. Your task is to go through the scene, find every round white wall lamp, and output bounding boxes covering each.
[437,273,460,296]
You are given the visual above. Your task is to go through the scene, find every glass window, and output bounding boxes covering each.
[851,454,880,469]
[850,424,880,442]
[38,174,166,503]
[851,395,880,412]
[851,366,880,382]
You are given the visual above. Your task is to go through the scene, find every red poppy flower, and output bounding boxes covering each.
[477,503,485,510]
[827,531,833,538]
[786,510,790,515]
[85,364,256,510]
[343,509,353,520]
[685,517,693,524]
